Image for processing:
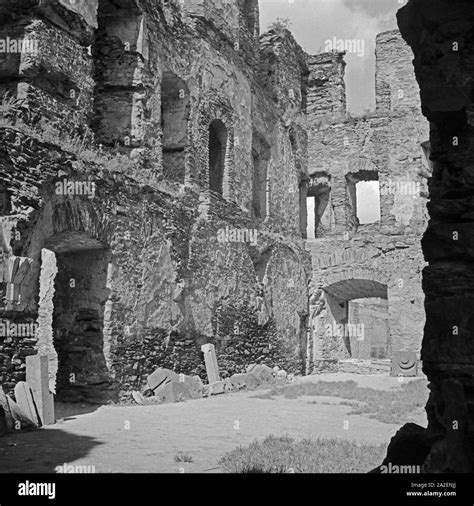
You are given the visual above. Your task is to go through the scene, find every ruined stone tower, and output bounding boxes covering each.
[305,30,429,373]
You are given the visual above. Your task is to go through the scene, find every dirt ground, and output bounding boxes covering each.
[0,374,428,473]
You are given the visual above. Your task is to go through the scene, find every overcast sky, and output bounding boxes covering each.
[259,0,405,115]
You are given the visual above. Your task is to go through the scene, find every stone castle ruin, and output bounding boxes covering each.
[0,0,428,404]
[306,31,429,373]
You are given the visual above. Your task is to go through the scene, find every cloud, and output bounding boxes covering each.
[342,0,400,19]
[259,0,399,114]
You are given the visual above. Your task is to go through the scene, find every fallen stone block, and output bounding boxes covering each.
[147,368,180,392]
[224,378,235,393]
[229,373,261,390]
[154,380,191,404]
[132,391,165,406]
[246,363,258,373]
[247,363,274,374]
[131,390,145,405]
[246,364,275,385]
[203,381,227,396]
[179,374,203,399]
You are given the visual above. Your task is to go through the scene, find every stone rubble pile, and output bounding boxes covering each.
[131,363,299,406]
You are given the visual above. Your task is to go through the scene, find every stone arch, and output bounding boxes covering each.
[312,269,391,362]
[321,268,390,300]
[45,199,114,253]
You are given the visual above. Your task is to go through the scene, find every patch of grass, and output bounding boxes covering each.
[219,435,385,473]
[174,452,194,463]
[257,379,428,424]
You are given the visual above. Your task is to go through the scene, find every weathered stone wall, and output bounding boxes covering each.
[306,52,346,120]
[375,29,422,113]
[0,0,310,400]
[306,30,429,371]
[394,0,474,473]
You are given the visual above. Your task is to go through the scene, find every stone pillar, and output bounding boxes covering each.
[36,248,58,393]
[201,343,220,384]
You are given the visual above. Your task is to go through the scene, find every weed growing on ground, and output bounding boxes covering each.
[253,379,428,424]
[174,452,194,463]
[219,434,385,473]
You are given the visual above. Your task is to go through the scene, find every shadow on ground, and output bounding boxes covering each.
[0,427,103,473]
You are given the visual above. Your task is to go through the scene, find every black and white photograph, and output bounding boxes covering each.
[0,0,473,505]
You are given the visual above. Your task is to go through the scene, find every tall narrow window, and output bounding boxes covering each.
[252,133,270,219]
[161,71,190,183]
[307,173,333,238]
[209,119,227,195]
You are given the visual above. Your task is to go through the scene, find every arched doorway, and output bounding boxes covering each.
[39,231,116,403]
[310,274,390,370]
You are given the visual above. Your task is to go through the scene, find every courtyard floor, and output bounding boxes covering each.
[0,373,428,474]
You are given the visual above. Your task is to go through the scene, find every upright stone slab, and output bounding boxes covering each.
[6,394,37,430]
[201,343,220,384]
[26,355,54,426]
[14,381,39,426]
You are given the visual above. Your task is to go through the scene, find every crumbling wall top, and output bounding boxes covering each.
[375,29,421,113]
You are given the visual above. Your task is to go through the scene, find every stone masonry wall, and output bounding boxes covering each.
[0,0,310,401]
[306,30,429,371]
[394,0,474,473]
